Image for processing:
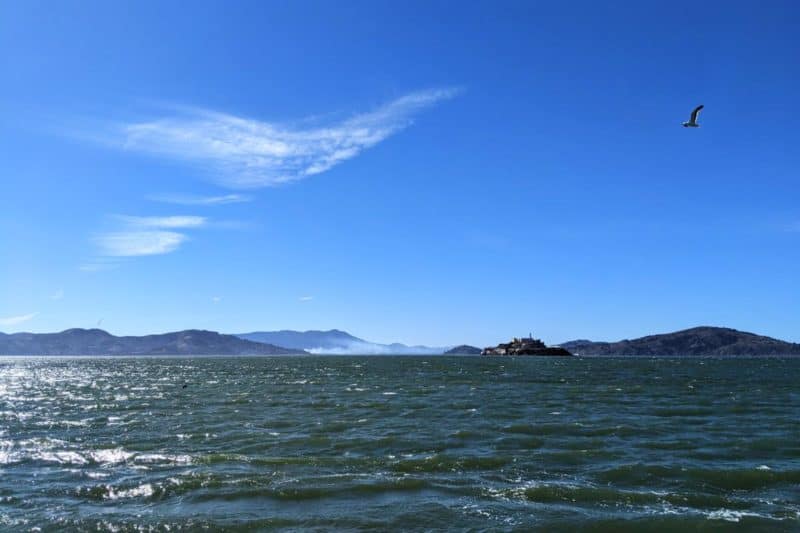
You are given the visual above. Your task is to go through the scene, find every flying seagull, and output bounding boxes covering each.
[682,105,704,128]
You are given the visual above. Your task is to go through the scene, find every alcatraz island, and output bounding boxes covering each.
[481,334,572,356]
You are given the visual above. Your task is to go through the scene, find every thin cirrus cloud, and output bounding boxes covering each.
[114,215,206,229]
[0,313,38,327]
[120,88,460,188]
[94,231,188,257]
[93,215,207,258]
[148,193,252,206]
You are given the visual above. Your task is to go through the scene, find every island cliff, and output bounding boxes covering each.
[482,335,572,356]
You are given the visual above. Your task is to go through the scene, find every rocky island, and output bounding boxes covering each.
[482,335,572,356]
[444,345,482,355]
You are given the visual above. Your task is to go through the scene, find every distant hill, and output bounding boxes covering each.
[444,345,482,355]
[236,329,445,354]
[0,328,303,355]
[560,327,800,356]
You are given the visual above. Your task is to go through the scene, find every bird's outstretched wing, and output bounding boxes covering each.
[690,104,704,123]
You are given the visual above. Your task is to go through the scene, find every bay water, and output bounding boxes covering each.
[1,356,798,531]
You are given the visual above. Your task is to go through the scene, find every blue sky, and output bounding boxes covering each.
[2,1,799,346]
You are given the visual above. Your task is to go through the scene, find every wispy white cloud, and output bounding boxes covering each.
[211,296,222,303]
[148,193,252,206]
[120,88,459,188]
[0,313,38,327]
[116,215,207,229]
[91,215,206,258]
[94,231,188,257]
[299,296,314,302]
[51,289,65,300]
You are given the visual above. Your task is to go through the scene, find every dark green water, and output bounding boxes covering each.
[1,356,798,531]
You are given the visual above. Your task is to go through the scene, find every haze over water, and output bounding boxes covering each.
[1,356,799,531]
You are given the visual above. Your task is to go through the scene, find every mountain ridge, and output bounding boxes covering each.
[559,326,800,356]
[0,328,304,355]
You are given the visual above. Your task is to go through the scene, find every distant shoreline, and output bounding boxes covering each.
[3,354,800,359]
[3,326,799,357]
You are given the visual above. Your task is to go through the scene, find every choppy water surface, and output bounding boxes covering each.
[1,356,799,531]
